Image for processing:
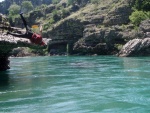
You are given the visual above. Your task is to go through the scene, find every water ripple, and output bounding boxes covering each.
[0,56,150,113]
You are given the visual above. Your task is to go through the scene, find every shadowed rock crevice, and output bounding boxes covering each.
[0,55,10,71]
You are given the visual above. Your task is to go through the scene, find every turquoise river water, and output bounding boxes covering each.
[0,56,150,113]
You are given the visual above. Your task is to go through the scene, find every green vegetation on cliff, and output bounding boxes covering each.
[129,11,150,26]
[129,0,150,26]
[2,0,150,29]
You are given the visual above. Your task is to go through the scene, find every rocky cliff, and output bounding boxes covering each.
[41,0,135,55]
[40,0,149,56]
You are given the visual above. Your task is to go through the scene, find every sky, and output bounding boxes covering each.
[0,0,4,2]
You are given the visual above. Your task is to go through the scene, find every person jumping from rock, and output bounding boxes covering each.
[7,13,46,46]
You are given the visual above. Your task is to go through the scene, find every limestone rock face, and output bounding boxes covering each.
[73,24,129,55]
[44,18,84,40]
[0,34,46,53]
[103,4,132,26]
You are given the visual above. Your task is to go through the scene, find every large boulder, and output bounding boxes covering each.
[118,38,150,57]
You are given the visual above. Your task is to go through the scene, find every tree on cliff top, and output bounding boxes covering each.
[8,3,20,17]
[21,1,33,13]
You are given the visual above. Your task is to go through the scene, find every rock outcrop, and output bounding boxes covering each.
[103,3,132,26]
[72,23,139,55]
[0,33,44,53]
[0,13,50,71]
[118,38,150,57]
[44,18,84,40]
[0,33,47,71]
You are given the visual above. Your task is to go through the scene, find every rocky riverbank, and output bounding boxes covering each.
[0,0,150,71]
